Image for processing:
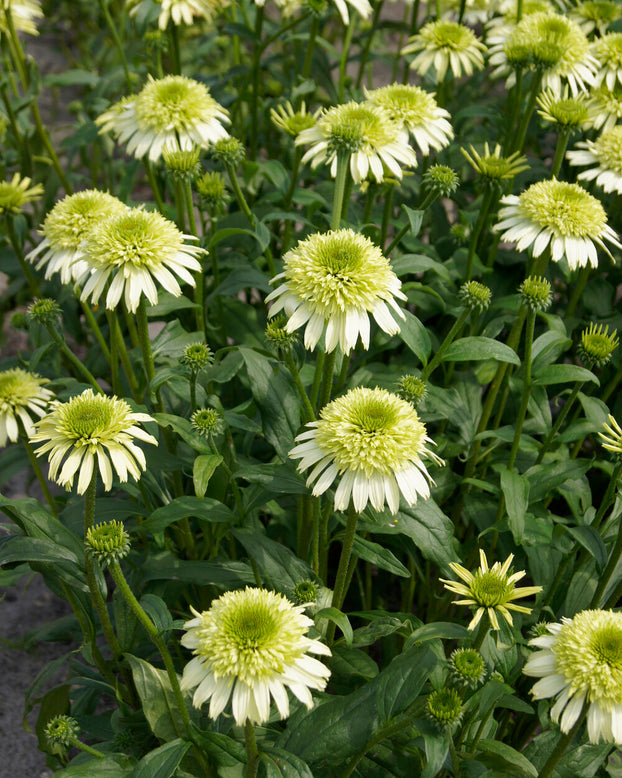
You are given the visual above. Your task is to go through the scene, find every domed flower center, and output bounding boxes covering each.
[593,127,622,173]
[428,21,473,49]
[519,180,607,237]
[64,398,115,440]
[135,75,220,132]
[43,191,125,250]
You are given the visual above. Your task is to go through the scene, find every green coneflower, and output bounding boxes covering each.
[266,229,406,354]
[180,587,331,725]
[590,83,622,132]
[537,86,594,131]
[448,647,486,689]
[86,520,131,566]
[270,101,320,137]
[578,322,619,368]
[519,275,552,312]
[402,20,486,81]
[495,178,621,269]
[31,388,157,494]
[289,386,444,514]
[364,84,453,156]
[79,207,205,313]
[599,415,622,457]
[461,143,529,183]
[459,280,492,312]
[593,33,622,91]
[567,126,622,194]
[96,75,230,163]
[0,0,43,36]
[569,0,621,36]
[296,101,417,184]
[191,407,223,437]
[26,190,127,285]
[422,164,460,197]
[0,368,53,446]
[0,173,43,215]
[427,687,464,728]
[441,549,542,631]
[397,375,427,407]
[524,609,622,744]
[127,0,230,30]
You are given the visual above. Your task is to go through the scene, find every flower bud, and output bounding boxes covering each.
[86,520,131,566]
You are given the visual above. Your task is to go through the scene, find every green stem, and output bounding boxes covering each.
[448,731,461,778]
[550,127,570,179]
[331,153,350,232]
[384,222,409,256]
[301,15,319,84]
[310,351,325,410]
[183,180,205,336]
[98,0,132,90]
[317,349,337,411]
[80,301,111,363]
[226,162,255,227]
[472,616,489,651]
[6,217,40,296]
[464,188,494,281]
[421,309,470,381]
[107,311,141,403]
[327,503,359,645]
[249,6,264,160]
[283,350,315,421]
[536,382,584,464]
[244,720,260,778]
[511,72,542,154]
[590,490,622,608]
[109,559,191,732]
[565,267,590,319]
[380,183,394,250]
[136,297,156,388]
[355,1,384,89]
[593,462,622,531]
[506,306,536,471]
[538,712,587,778]
[19,426,57,515]
[68,736,105,759]
[45,323,104,393]
[143,158,167,215]
[168,20,181,74]
[83,475,123,662]
[338,20,354,104]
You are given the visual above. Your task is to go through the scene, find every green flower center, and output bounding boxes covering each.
[451,648,485,680]
[368,84,437,125]
[325,104,399,155]
[427,687,463,725]
[507,12,589,73]
[519,180,607,237]
[0,369,46,410]
[135,76,221,132]
[554,611,622,704]
[548,97,589,126]
[315,387,428,476]
[43,190,125,250]
[64,398,116,439]
[592,126,622,173]
[471,571,513,607]
[595,33,622,68]
[425,20,475,51]
[578,0,621,23]
[225,602,279,647]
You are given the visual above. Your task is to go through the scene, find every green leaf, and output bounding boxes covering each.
[315,607,353,646]
[350,616,407,648]
[53,757,134,777]
[565,525,607,571]
[402,205,424,237]
[533,364,599,386]
[525,460,591,503]
[499,468,530,545]
[146,293,199,317]
[188,724,246,768]
[235,463,307,495]
[399,310,431,366]
[0,535,79,566]
[193,454,223,498]
[126,655,187,741]
[350,535,409,577]
[375,644,435,724]
[140,594,173,640]
[210,265,271,299]
[153,413,212,454]
[391,253,451,282]
[259,747,314,778]
[132,739,191,778]
[392,500,458,572]
[141,555,255,588]
[142,497,234,533]
[240,347,301,460]
[404,622,470,649]
[232,528,317,592]
[0,494,83,557]
[43,69,99,87]
[475,740,538,777]
[443,337,520,365]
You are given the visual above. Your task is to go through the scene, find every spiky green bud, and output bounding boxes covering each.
[86,521,131,566]
[519,276,552,312]
[460,280,492,313]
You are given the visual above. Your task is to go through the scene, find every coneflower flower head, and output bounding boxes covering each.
[26,190,127,285]
[0,0,43,36]
[422,164,460,197]
[266,229,406,354]
[519,275,552,312]
[0,173,43,215]
[364,84,453,155]
[289,387,444,514]
[296,101,417,184]
[31,389,157,494]
[86,521,131,566]
[569,0,621,35]
[578,323,619,368]
[599,415,622,458]
[79,207,204,313]
[524,609,622,744]
[495,178,621,269]
[441,550,542,631]
[270,101,320,137]
[132,0,230,30]
[590,82,622,131]
[593,32,622,90]
[461,143,528,183]
[567,126,622,194]
[448,648,487,689]
[96,75,230,163]
[402,20,486,81]
[180,587,331,725]
[45,715,80,748]
[427,687,464,729]
[0,368,53,446]
[536,86,594,131]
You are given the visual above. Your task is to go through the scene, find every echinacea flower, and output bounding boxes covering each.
[593,32,622,90]
[494,178,621,269]
[31,389,157,494]
[402,20,486,81]
[590,82,622,131]
[327,0,372,25]
[296,101,417,183]
[489,12,598,95]
[270,101,320,137]
[0,0,43,36]
[364,83,453,155]
[578,323,619,368]
[599,414,622,457]
[266,229,406,354]
[441,550,542,631]
[96,75,230,163]
[289,387,444,514]
[0,368,53,446]
[26,190,127,285]
[523,609,622,744]
[569,0,621,36]
[155,0,229,29]
[180,587,331,725]
[536,86,594,131]
[567,126,622,194]
[79,207,204,313]
[0,173,43,215]
[461,143,528,183]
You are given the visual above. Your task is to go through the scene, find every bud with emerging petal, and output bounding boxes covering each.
[211,137,245,168]
[460,280,491,313]
[519,276,552,312]
[427,687,463,729]
[397,375,427,407]
[27,298,61,325]
[86,521,131,567]
[577,323,619,369]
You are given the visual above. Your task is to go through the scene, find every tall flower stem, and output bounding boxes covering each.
[301,15,319,85]
[6,216,40,296]
[80,301,111,363]
[506,306,536,471]
[83,475,123,663]
[380,182,395,249]
[536,382,584,464]
[327,503,359,645]
[67,737,105,759]
[421,309,471,381]
[107,311,141,403]
[44,322,104,394]
[136,298,160,408]
[244,720,260,778]
[401,0,421,83]
[590,494,622,608]
[98,0,132,90]
[317,349,337,412]
[550,127,571,179]
[510,73,542,154]
[565,267,590,319]
[355,0,385,89]
[143,158,167,215]
[338,20,355,104]
[538,712,586,778]
[183,180,205,337]
[283,351,315,421]
[249,5,264,161]
[310,351,325,410]
[331,153,350,231]
[464,188,494,280]
[19,426,57,515]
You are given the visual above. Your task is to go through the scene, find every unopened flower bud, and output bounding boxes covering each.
[578,323,619,369]
[397,374,427,407]
[211,137,245,168]
[27,298,61,325]
[519,275,551,312]
[45,715,80,747]
[191,407,223,437]
[460,280,492,313]
[86,521,131,566]
[427,687,463,729]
